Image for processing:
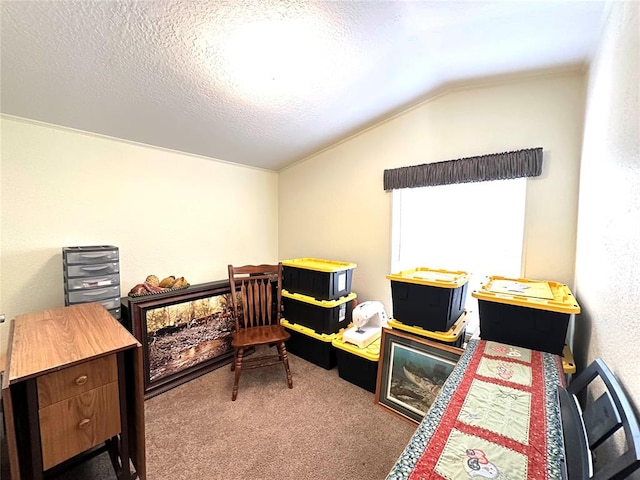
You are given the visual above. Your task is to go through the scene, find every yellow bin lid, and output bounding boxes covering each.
[280,318,340,342]
[332,331,380,361]
[472,276,580,314]
[282,290,357,307]
[387,311,468,342]
[281,258,357,272]
[386,267,470,288]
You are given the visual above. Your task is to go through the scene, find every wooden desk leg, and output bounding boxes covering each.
[26,379,44,480]
[117,353,131,480]
[3,384,21,480]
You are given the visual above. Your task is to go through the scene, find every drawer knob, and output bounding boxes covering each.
[78,418,91,429]
[75,375,88,386]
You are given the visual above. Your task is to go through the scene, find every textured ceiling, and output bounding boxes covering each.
[1,1,606,171]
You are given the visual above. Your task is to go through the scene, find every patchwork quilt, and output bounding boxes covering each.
[386,339,566,480]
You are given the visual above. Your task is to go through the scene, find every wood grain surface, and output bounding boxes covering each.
[8,303,140,383]
[36,353,117,408]
[39,381,121,470]
[131,345,147,480]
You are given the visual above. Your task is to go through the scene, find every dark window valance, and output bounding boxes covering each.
[383,147,543,191]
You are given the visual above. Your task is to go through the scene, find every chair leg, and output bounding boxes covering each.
[232,348,244,401]
[230,349,236,371]
[277,342,293,389]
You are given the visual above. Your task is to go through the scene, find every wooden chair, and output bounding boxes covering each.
[228,263,293,401]
[558,358,640,479]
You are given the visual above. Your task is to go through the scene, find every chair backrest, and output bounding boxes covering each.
[559,358,640,480]
[228,263,282,331]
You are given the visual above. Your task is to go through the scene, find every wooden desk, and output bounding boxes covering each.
[1,303,146,480]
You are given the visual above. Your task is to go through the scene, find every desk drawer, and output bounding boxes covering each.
[37,354,117,408]
[39,382,121,470]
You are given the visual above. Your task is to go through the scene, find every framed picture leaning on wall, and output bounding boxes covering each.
[375,327,463,424]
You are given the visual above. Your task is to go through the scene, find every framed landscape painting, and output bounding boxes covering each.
[125,280,236,398]
[375,327,463,424]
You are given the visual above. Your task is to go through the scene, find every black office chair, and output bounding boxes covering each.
[558,358,640,479]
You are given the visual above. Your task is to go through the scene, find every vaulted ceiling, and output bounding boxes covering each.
[1,1,606,171]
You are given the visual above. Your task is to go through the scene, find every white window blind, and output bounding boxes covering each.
[391,178,527,335]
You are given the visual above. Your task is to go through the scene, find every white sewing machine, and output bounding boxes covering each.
[343,301,388,348]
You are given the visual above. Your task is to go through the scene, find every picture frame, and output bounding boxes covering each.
[375,327,463,424]
[122,280,236,399]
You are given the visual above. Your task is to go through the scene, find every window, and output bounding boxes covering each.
[391,178,527,335]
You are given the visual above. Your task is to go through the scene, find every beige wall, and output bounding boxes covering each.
[0,117,279,355]
[279,71,586,315]
[575,1,639,412]
[2,72,588,357]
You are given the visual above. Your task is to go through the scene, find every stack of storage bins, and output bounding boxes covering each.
[63,245,121,320]
[386,267,471,349]
[472,275,580,355]
[280,258,357,370]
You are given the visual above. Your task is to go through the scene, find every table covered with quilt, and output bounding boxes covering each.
[386,339,566,480]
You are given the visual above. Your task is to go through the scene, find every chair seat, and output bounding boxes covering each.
[232,324,290,348]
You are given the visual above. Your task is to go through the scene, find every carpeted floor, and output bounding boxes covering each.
[38,349,416,479]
